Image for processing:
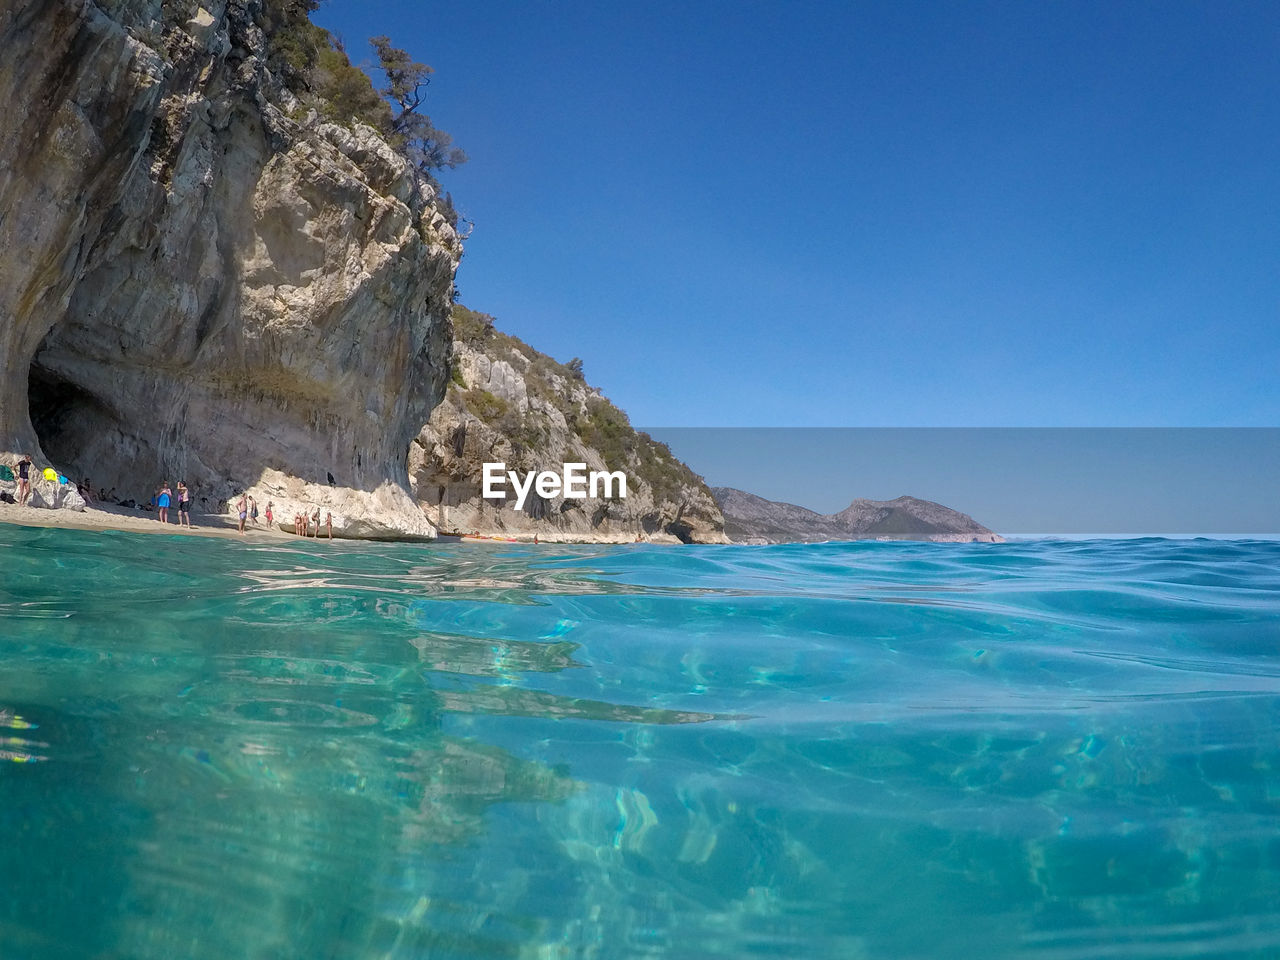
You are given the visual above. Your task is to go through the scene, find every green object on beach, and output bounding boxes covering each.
[0,465,12,481]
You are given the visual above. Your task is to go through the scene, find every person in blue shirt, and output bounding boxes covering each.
[157,483,172,524]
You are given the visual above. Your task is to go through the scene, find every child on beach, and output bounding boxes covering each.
[265,501,274,527]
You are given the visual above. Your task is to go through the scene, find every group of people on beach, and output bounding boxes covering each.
[232,493,265,533]
[229,493,330,539]
[289,505,333,539]
[150,481,195,527]
[7,453,338,540]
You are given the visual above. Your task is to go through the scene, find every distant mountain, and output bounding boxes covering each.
[711,488,1003,544]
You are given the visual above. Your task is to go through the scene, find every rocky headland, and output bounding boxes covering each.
[410,308,727,544]
[0,0,459,537]
[713,487,1003,543]
[0,0,730,542]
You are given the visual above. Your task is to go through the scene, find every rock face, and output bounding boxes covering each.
[409,308,727,543]
[0,477,87,511]
[0,0,460,534]
[713,487,1003,543]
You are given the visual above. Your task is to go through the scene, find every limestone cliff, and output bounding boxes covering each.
[409,307,727,543]
[0,0,460,536]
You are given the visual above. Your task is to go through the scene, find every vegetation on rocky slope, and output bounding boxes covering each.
[260,0,465,220]
[449,306,701,497]
[410,306,724,541]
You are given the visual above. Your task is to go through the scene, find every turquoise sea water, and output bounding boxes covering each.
[2,528,1279,959]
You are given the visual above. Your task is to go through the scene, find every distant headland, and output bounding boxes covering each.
[712,487,1003,544]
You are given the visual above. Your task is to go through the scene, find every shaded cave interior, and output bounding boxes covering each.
[27,358,117,487]
[25,330,178,504]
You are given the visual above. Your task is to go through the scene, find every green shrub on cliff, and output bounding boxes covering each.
[447,304,715,505]
[264,13,393,133]
[634,433,697,504]
[452,305,497,344]
[463,388,508,423]
[260,1,325,86]
[314,43,394,130]
[575,397,631,469]
[260,4,463,175]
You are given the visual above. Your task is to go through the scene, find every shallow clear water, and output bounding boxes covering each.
[2,528,1280,959]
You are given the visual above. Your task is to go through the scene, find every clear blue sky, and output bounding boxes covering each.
[315,1,1279,428]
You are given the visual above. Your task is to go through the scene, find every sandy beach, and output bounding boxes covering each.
[0,502,674,545]
[0,502,297,541]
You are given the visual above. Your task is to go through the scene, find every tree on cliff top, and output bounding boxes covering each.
[371,36,468,172]
[261,6,465,175]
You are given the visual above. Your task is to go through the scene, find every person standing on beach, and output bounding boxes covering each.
[249,496,259,525]
[237,493,248,534]
[311,508,321,538]
[265,501,274,527]
[157,482,172,524]
[14,454,32,506]
[325,511,333,540]
[176,482,192,528]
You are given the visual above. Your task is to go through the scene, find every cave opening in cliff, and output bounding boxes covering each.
[27,361,117,479]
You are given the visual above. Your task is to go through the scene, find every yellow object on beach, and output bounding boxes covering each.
[42,467,57,482]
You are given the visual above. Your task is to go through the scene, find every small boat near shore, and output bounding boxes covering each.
[275,521,341,540]
[271,522,526,544]
[436,531,532,544]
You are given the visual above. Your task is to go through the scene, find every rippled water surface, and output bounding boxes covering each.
[2,528,1280,959]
